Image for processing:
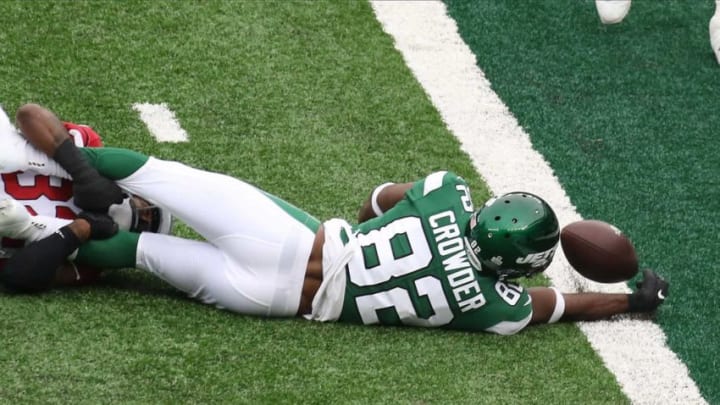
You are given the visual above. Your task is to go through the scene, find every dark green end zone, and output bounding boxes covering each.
[446,0,719,401]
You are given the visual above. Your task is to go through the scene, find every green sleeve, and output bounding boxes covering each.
[75,231,140,269]
[80,147,150,180]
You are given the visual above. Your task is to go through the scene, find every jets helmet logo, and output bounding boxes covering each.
[516,246,557,268]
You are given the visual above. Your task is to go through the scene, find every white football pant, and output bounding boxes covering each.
[118,158,317,317]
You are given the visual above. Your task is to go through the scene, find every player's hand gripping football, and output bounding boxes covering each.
[627,269,669,312]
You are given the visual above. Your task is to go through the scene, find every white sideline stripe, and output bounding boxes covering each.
[132,103,188,143]
[370,2,705,404]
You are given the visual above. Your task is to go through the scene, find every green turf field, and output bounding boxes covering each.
[0,0,714,403]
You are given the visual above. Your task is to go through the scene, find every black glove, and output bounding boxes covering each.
[54,138,124,212]
[78,211,119,240]
[72,176,125,213]
[628,269,669,312]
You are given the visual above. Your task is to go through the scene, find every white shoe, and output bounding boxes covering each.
[710,14,720,64]
[595,0,632,25]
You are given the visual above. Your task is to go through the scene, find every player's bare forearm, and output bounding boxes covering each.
[15,103,70,157]
[529,287,629,324]
[529,271,668,325]
[560,292,629,321]
[358,182,413,222]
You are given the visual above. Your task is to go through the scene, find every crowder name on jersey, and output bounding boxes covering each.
[428,209,486,312]
[341,172,533,333]
[341,171,505,328]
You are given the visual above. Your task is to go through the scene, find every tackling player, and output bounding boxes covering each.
[0,105,112,285]
[0,104,669,334]
[0,105,172,286]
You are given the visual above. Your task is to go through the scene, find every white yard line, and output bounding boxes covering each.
[132,103,188,143]
[370,2,705,404]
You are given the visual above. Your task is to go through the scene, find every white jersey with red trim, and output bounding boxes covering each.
[0,122,102,219]
[0,116,103,253]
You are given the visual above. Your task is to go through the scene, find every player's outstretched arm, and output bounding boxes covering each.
[528,269,669,324]
[358,182,413,222]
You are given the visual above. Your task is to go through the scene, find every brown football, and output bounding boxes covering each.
[560,220,638,283]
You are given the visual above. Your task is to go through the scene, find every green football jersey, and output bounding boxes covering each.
[338,171,533,334]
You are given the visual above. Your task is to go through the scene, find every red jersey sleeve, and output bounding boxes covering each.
[62,122,104,147]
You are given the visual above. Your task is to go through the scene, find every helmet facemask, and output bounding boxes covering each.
[466,192,560,280]
[108,195,173,234]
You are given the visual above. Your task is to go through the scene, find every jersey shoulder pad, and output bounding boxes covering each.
[410,171,468,197]
[63,122,104,147]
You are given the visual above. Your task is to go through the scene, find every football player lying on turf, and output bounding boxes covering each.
[0,104,669,334]
[0,105,172,286]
